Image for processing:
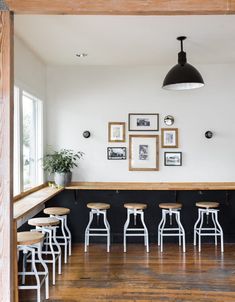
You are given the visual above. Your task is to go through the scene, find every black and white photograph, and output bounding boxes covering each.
[139,145,149,160]
[164,152,182,166]
[107,147,127,160]
[137,118,150,127]
[129,113,159,131]
[129,135,159,171]
[161,128,178,148]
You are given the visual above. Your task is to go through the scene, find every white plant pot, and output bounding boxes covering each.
[54,172,72,187]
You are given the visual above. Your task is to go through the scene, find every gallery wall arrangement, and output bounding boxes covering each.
[107,113,182,170]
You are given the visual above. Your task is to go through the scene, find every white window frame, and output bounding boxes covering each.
[14,85,44,195]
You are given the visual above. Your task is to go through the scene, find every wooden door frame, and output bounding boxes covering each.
[4,0,235,15]
[1,1,235,301]
[0,8,14,302]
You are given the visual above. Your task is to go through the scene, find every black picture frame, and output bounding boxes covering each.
[128,113,159,131]
[164,152,182,166]
[107,147,127,160]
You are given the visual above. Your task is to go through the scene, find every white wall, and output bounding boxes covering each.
[46,64,235,182]
[14,35,47,182]
[14,35,46,100]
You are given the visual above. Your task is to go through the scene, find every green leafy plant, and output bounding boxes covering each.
[43,149,84,174]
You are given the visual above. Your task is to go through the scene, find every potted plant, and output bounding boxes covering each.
[43,148,84,187]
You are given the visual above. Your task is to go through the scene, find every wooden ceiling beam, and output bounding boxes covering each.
[4,0,235,15]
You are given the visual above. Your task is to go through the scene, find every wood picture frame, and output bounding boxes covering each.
[164,152,182,166]
[129,135,159,171]
[128,113,159,131]
[161,128,178,148]
[108,122,125,142]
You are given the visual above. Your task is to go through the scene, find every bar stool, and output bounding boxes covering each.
[158,203,186,253]
[28,217,62,285]
[17,231,49,302]
[194,201,224,252]
[84,203,111,252]
[123,203,149,253]
[44,207,72,264]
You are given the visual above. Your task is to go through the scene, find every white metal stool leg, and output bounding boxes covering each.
[123,209,149,253]
[159,209,185,253]
[140,211,149,253]
[193,209,201,246]
[157,215,164,246]
[36,242,49,300]
[22,251,27,285]
[85,211,94,252]
[34,226,61,285]
[198,210,204,252]
[85,208,110,252]
[214,211,224,252]
[52,227,62,275]
[211,212,218,245]
[50,214,72,263]
[160,210,167,253]
[123,210,131,253]
[48,228,56,285]
[18,247,42,302]
[64,215,72,256]
[103,210,110,252]
[52,215,68,263]
[175,211,186,252]
[32,248,41,302]
[194,208,224,253]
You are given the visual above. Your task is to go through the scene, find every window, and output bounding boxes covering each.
[14,86,44,196]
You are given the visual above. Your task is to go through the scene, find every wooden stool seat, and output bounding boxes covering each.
[17,231,44,246]
[159,203,182,210]
[28,217,60,227]
[44,207,70,216]
[124,203,147,210]
[196,201,219,209]
[87,203,110,210]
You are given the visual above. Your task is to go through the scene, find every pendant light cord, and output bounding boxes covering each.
[180,39,183,52]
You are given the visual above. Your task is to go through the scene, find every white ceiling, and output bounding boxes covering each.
[14,15,235,66]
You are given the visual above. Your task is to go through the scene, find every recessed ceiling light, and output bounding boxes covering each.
[76,53,88,58]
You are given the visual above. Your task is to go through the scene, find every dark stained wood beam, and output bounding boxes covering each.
[0,10,14,302]
[4,0,235,15]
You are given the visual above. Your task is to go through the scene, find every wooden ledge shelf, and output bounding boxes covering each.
[13,182,235,226]
[66,182,235,191]
[14,186,64,222]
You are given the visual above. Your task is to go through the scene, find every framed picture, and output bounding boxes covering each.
[164,152,182,166]
[161,128,178,148]
[129,135,159,171]
[107,147,127,160]
[128,113,159,131]
[108,122,125,142]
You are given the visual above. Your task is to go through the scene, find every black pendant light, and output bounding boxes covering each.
[162,36,204,91]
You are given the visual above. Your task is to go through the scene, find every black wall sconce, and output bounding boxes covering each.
[83,131,91,138]
[205,131,213,139]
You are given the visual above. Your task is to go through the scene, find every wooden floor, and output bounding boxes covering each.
[20,243,235,302]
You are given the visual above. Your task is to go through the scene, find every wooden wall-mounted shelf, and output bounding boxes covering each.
[14,186,64,222]
[66,182,235,191]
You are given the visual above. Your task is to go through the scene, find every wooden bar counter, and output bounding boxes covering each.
[13,182,235,228]
[66,181,235,191]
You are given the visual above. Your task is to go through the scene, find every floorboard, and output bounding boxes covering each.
[20,243,235,301]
